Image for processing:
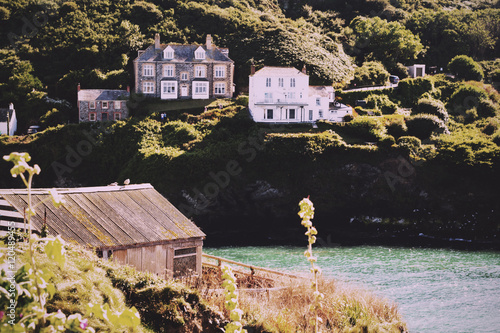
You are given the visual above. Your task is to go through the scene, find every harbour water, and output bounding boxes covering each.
[205,246,500,332]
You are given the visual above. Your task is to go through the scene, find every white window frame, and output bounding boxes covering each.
[163,64,175,77]
[180,72,188,81]
[264,92,272,103]
[114,101,121,109]
[266,78,271,87]
[319,110,323,118]
[163,46,175,60]
[89,112,96,122]
[102,101,109,109]
[194,65,206,78]
[266,109,273,119]
[214,65,226,78]
[143,82,155,94]
[143,64,154,77]
[214,82,226,94]
[289,108,296,119]
[194,82,207,94]
[161,81,178,99]
[195,46,206,60]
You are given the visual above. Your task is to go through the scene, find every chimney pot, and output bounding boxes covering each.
[302,64,307,74]
[155,33,161,50]
[250,64,255,75]
[77,83,81,92]
[126,86,130,93]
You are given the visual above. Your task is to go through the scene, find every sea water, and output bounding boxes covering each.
[205,246,500,332]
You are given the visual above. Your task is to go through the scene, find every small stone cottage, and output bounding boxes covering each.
[77,84,130,123]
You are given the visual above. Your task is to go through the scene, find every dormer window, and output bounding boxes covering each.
[163,46,174,60]
[194,46,206,60]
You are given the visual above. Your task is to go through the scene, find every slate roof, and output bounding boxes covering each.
[78,89,130,101]
[0,184,205,249]
[251,66,308,77]
[0,109,14,123]
[135,44,233,63]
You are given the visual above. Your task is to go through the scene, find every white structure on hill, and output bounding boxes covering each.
[248,66,352,123]
[0,103,17,136]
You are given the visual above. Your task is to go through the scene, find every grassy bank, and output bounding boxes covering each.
[1,240,408,332]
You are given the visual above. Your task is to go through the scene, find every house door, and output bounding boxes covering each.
[181,85,188,97]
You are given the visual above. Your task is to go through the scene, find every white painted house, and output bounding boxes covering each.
[248,66,352,123]
[0,103,17,136]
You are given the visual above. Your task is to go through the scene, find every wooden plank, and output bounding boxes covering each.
[113,249,127,266]
[203,253,302,279]
[155,245,167,275]
[125,190,191,240]
[0,210,23,219]
[141,245,159,274]
[127,247,142,271]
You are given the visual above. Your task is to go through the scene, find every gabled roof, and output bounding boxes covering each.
[135,44,233,63]
[0,109,14,123]
[0,184,205,249]
[78,89,130,101]
[251,66,308,77]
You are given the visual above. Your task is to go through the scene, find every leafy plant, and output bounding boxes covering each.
[448,55,484,81]
[0,152,140,332]
[221,265,247,333]
[298,197,324,333]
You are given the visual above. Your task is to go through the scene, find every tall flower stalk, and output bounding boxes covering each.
[299,197,324,333]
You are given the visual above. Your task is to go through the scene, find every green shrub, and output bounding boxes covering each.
[162,120,200,146]
[351,61,390,87]
[235,95,249,106]
[447,84,489,118]
[397,77,434,106]
[493,130,500,145]
[482,117,500,135]
[384,115,408,138]
[378,135,396,148]
[491,68,500,82]
[413,97,449,122]
[448,55,484,81]
[366,94,398,114]
[348,116,386,141]
[478,99,499,118]
[397,136,422,155]
[265,130,346,157]
[344,114,354,122]
[406,114,448,140]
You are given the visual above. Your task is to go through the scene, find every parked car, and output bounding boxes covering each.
[389,75,400,84]
[27,125,40,134]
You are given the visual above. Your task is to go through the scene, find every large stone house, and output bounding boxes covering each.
[248,66,352,123]
[77,85,130,123]
[133,34,234,100]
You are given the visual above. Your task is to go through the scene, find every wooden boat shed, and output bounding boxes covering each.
[0,183,205,278]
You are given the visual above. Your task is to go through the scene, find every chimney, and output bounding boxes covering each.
[77,83,80,92]
[154,33,160,50]
[302,64,307,74]
[9,102,14,110]
[250,63,255,75]
[126,85,130,93]
[206,34,213,50]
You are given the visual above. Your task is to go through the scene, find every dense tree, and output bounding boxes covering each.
[345,16,424,68]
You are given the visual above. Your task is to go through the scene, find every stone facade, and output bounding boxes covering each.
[77,86,130,123]
[133,34,234,100]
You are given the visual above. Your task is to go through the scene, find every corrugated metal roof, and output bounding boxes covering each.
[0,184,205,249]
